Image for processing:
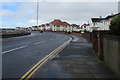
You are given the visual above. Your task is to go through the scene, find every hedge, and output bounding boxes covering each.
[109,14,120,36]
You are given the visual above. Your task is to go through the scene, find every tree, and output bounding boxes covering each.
[109,14,120,36]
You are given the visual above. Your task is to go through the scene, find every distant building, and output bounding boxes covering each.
[16,27,26,31]
[45,23,51,30]
[26,27,32,31]
[49,19,72,32]
[71,24,81,32]
[32,26,38,31]
[81,23,90,32]
[91,18,105,31]
[31,19,81,32]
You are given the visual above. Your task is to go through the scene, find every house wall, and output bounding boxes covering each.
[86,26,90,31]
[72,27,78,31]
[60,26,64,31]
[52,26,55,31]
[38,27,41,30]
[45,25,80,32]
[90,22,100,31]
[91,19,112,31]
[45,26,52,30]
[55,26,61,31]
[66,26,72,32]
[99,20,111,30]
[73,27,81,32]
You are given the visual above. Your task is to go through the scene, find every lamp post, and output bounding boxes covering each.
[37,2,39,31]
[118,1,120,13]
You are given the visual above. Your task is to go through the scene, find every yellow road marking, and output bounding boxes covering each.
[20,37,72,80]
[20,44,63,79]
[25,55,50,80]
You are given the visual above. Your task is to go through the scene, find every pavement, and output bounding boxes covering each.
[32,34,118,80]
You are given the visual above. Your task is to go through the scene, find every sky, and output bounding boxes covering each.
[0,0,119,28]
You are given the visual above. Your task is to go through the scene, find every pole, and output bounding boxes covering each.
[37,2,39,31]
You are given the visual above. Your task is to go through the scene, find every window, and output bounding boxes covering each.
[93,23,95,26]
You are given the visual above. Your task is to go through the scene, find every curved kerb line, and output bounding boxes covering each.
[19,37,72,80]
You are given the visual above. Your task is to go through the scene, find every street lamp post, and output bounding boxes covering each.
[37,2,39,31]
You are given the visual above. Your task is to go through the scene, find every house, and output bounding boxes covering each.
[50,19,63,31]
[61,22,71,32]
[52,21,71,32]
[90,17,104,31]
[81,23,90,32]
[32,26,38,31]
[71,24,81,32]
[40,24,46,31]
[31,19,81,32]
[45,19,72,32]
[26,27,32,31]
[31,24,45,31]
[90,13,120,32]
[45,23,51,30]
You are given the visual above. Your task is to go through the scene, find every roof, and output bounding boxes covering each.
[91,18,105,22]
[105,13,120,20]
[91,13,120,22]
[46,23,50,26]
[71,24,79,28]
[32,26,37,28]
[82,23,90,26]
[51,19,62,25]
[54,22,62,26]
[61,22,70,26]
[49,19,70,26]
[41,24,45,27]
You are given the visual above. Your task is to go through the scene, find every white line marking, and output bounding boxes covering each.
[2,45,28,54]
[34,41,46,45]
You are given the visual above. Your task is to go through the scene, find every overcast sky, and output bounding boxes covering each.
[1,1,119,28]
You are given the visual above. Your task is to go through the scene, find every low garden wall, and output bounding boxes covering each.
[90,31,120,78]
[90,31,108,60]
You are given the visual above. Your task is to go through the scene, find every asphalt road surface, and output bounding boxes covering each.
[2,31,70,78]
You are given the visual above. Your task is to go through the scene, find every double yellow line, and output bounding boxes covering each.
[19,37,72,80]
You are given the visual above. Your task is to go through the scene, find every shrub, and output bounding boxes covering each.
[109,14,120,36]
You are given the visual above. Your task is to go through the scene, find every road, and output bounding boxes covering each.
[2,31,70,78]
